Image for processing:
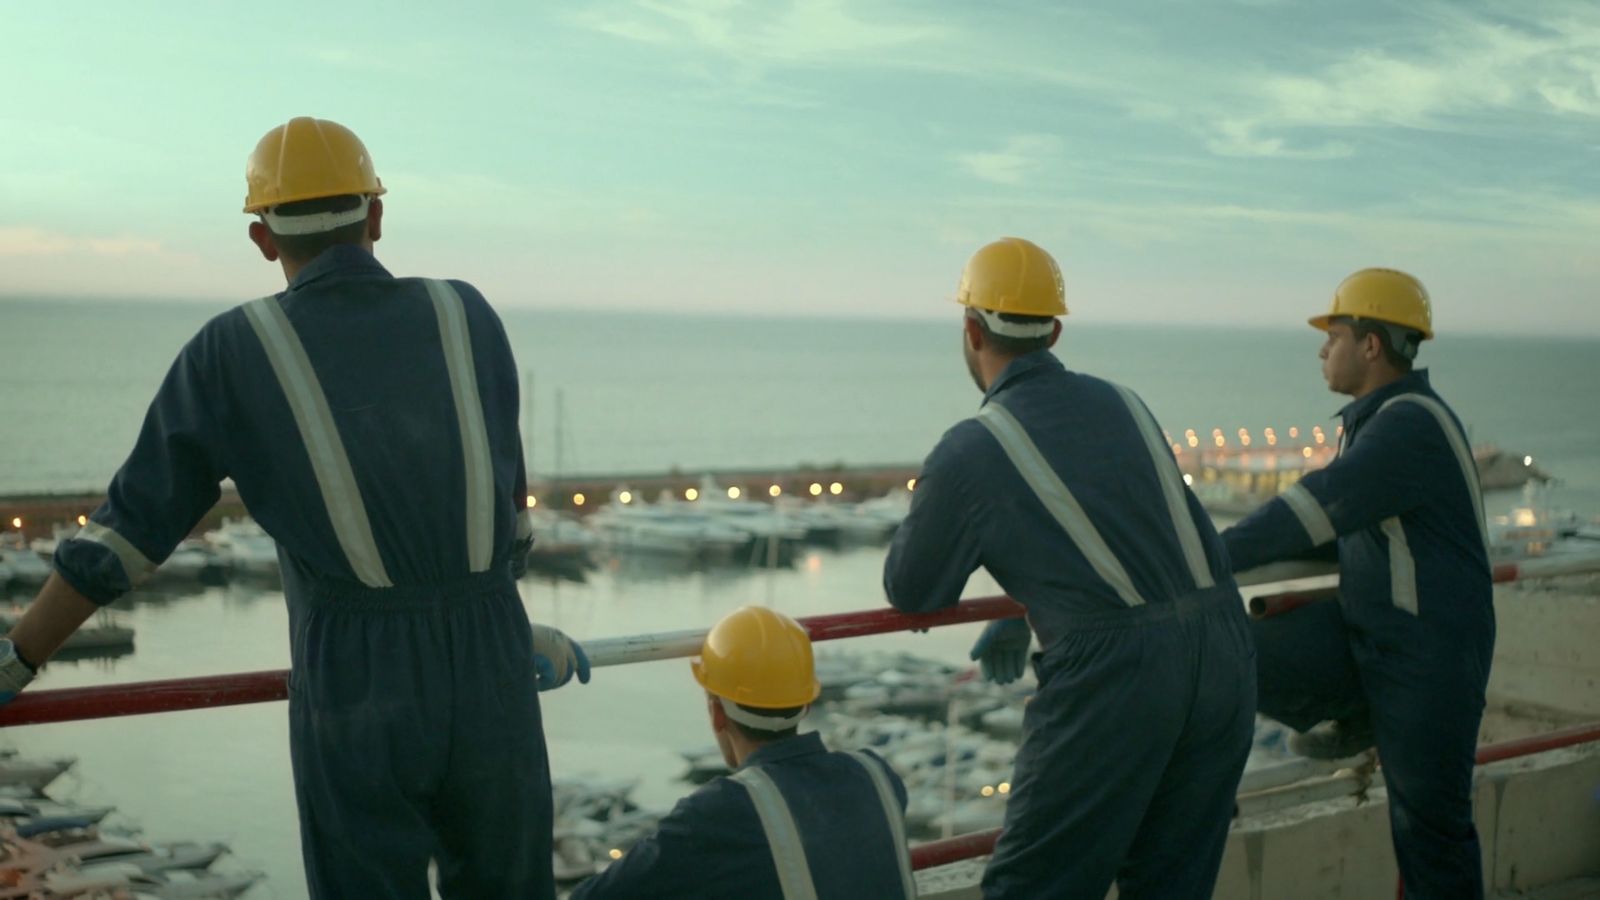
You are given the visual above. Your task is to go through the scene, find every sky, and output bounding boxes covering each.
[2,0,1598,335]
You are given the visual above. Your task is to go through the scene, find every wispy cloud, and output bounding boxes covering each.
[570,0,948,68]
[1202,4,1600,155]
[1204,120,1354,160]
[0,227,163,258]
[954,135,1062,186]
[299,40,455,73]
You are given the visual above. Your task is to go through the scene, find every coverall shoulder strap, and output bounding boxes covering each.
[1377,392,1489,549]
[242,294,392,587]
[976,400,1146,606]
[423,279,497,573]
[1107,382,1215,589]
[729,766,819,900]
[844,750,916,899]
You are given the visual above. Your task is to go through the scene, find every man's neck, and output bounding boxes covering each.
[1349,367,1406,401]
[978,352,1017,392]
[729,734,763,767]
[276,241,375,286]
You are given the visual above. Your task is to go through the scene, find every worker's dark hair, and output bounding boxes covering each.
[266,194,370,264]
[1340,316,1417,372]
[967,309,1055,357]
[729,703,804,743]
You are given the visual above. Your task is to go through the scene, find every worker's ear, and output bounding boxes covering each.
[707,692,727,731]
[963,314,984,352]
[366,197,383,244]
[1360,331,1384,363]
[248,220,279,262]
[1046,319,1062,349]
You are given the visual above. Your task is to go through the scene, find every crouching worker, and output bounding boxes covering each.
[570,606,916,899]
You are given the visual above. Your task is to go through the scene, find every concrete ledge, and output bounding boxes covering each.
[910,742,1600,899]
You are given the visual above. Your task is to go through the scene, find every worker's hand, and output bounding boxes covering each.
[0,638,38,706]
[969,619,1031,685]
[508,534,535,580]
[530,625,591,691]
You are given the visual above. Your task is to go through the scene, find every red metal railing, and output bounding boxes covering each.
[1250,554,1586,618]
[0,595,1028,728]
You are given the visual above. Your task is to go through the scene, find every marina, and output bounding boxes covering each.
[0,432,1569,592]
[3,544,1598,897]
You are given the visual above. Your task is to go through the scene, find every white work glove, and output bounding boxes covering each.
[530,624,590,692]
[0,639,37,706]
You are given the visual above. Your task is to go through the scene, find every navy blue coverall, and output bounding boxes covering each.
[569,732,913,899]
[1222,370,1494,899]
[885,351,1255,900]
[53,246,554,899]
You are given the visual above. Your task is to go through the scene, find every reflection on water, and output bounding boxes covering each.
[4,546,990,897]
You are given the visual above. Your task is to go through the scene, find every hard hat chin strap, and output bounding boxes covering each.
[1349,317,1422,361]
[970,306,1056,339]
[1380,323,1421,361]
[720,695,807,732]
[262,195,372,236]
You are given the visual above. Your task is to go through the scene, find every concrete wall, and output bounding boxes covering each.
[916,743,1600,899]
[1488,579,1600,720]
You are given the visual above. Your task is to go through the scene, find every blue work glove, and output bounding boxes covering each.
[530,625,590,692]
[970,619,1032,685]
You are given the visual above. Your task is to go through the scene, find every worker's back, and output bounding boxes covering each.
[887,351,1237,649]
[63,245,528,596]
[571,733,914,899]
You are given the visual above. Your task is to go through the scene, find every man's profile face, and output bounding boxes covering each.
[1320,321,1368,396]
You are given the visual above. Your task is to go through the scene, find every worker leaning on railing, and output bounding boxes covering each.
[1220,269,1495,900]
[883,238,1255,900]
[0,116,588,900]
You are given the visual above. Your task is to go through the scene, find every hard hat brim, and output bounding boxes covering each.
[1308,312,1433,340]
[242,183,386,215]
[956,294,1068,317]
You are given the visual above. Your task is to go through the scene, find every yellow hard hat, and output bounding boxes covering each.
[243,117,385,213]
[1309,268,1433,340]
[956,237,1067,317]
[692,606,820,709]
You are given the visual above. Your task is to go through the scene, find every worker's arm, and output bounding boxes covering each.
[883,427,982,614]
[53,334,228,613]
[568,785,762,899]
[6,573,99,668]
[1222,403,1447,572]
[508,447,534,580]
[506,370,533,581]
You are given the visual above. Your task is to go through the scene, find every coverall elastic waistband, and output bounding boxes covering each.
[1043,584,1239,635]
[295,569,516,612]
